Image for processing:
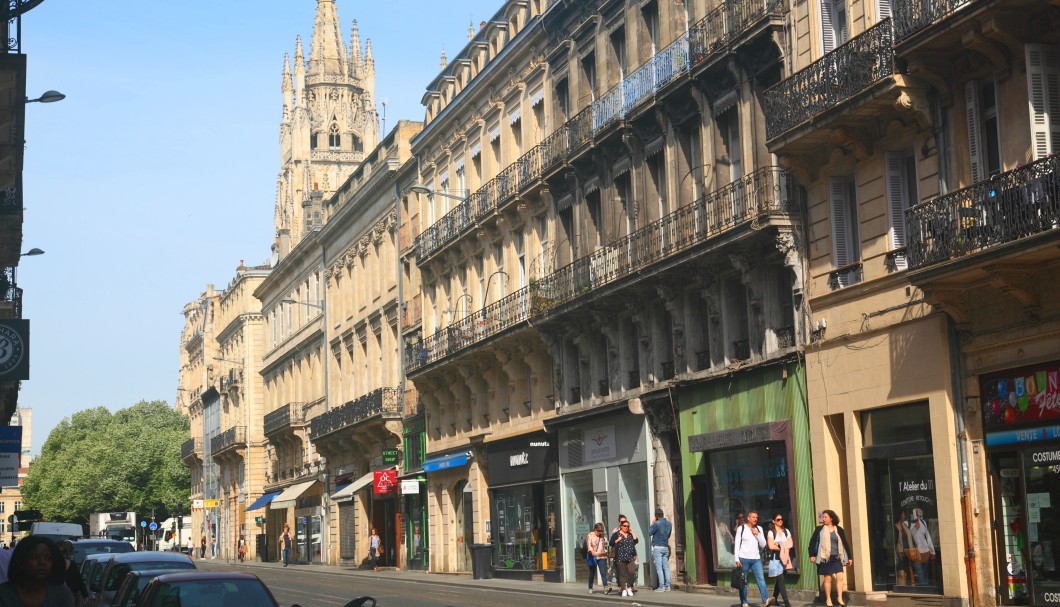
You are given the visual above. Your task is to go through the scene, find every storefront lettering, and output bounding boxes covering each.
[899,480,935,492]
[900,494,937,508]
[1031,450,1060,463]
[529,441,550,447]
[510,452,529,467]
[688,422,777,452]
[1043,592,1060,603]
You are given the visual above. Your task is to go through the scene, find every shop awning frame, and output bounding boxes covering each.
[269,479,318,510]
[244,491,281,512]
[330,471,374,503]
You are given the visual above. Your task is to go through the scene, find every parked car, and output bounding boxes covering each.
[136,572,281,607]
[72,539,135,568]
[106,568,190,607]
[81,553,116,606]
[94,551,195,607]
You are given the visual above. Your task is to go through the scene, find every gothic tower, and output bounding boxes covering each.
[274,0,380,258]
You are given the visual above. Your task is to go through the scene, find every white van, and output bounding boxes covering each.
[29,522,84,542]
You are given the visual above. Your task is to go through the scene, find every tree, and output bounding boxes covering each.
[21,400,190,522]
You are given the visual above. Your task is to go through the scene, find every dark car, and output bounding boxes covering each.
[137,572,280,607]
[81,553,116,606]
[107,568,190,607]
[94,551,195,607]
[72,539,135,568]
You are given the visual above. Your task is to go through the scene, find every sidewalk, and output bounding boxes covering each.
[229,558,815,607]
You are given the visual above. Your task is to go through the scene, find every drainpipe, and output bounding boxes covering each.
[947,316,978,605]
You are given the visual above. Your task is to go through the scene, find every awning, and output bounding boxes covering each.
[244,492,281,512]
[529,86,545,108]
[330,471,375,503]
[269,479,318,510]
[423,451,472,473]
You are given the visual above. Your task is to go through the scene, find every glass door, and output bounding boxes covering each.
[991,452,1029,604]
[1023,445,1060,605]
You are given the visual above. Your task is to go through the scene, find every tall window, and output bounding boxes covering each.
[830,175,861,287]
[581,52,596,104]
[609,27,626,87]
[641,0,659,57]
[965,79,1002,182]
[310,133,319,151]
[821,0,849,54]
[884,150,918,270]
[555,77,570,124]
[1025,44,1060,160]
[328,123,341,151]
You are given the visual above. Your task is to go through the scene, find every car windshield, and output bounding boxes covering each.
[147,579,276,607]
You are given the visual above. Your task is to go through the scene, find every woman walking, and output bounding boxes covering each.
[0,536,75,607]
[586,523,610,595]
[808,510,853,607]
[57,541,87,606]
[279,523,293,567]
[610,519,639,597]
[368,528,382,572]
[766,514,794,607]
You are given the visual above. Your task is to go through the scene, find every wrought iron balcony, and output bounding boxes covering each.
[406,166,803,374]
[310,386,401,439]
[0,266,22,318]
[211,426,246,455]
[180,437,201,461]
[892,0,976,42]
[594,34,690,133]
[829,262,864,289]
[907,155,1060,269]
[263,402,306,436]
[690,0,788,67]
[763,19,894,141]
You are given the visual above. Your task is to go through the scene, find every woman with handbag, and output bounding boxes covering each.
[808,510,853,607]
[610,519,639,597]
[586,523,610,595]
[908,509,935,585]
[895,510,916,586]
[766,514,794,607]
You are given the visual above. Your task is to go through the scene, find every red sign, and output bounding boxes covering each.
[980,361,1060,432]
[373,469,397,495]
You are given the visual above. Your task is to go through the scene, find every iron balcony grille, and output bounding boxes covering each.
[906,155,1060,269]
[828,262,864,290]
[180,438,201,460]
[211,426,246,454]
[689,0,788,65]
[892,0,976,42]
[310,387,402,439]
[263,402,306,435]
[0,266,21,318]
[407,168,802,373]
[763,19,894,141]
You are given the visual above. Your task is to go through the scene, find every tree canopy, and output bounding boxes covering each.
[22,400,190,523]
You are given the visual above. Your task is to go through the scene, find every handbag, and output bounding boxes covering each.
[731,565,746,589]
[904,547,922,563]
[768,556,785,577]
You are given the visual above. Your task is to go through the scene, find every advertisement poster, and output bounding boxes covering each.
[980,361,1060,433]
[0,426,21,487]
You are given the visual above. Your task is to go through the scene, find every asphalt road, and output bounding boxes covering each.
[197,562,602,607]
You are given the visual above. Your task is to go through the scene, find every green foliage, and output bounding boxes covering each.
[22,400,190,522]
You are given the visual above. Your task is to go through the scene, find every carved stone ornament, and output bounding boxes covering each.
[828,127,872,161]
[892,74,933,131]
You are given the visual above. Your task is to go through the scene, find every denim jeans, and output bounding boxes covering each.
[588,558,608,589]
[652,546,671,589]
[739,557,768,605]
[282,547,291,566]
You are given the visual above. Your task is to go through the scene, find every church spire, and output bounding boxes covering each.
[293,35,306,103]
[281,53,293,122]
[308,0,348,82]
[349,19,362,81]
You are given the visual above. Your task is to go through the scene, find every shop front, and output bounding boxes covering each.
[423,448,478,573]
[270,479,322,564]
[400,475,429,570]
[980,361,1060,606]
[485,431,560,581]
[331,468,400,568]
[556,409,652,585]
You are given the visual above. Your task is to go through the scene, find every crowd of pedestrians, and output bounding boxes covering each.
[583,508,674,596]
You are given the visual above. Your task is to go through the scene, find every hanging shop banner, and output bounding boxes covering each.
[374,469,397,495]
[0,319,29,381]
[980,361,1060,445]
[400,479,421,495]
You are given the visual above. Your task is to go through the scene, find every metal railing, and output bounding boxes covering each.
[690,0,788,66]
[763,19,894,140]
[0,266,21,318]
[211,426,246,454]
[907,155,1060,269]
[180,438,201,460]
[263,402,306,436]
[310,386,402,438]
[407,167,802,372]
[892,0,976,42]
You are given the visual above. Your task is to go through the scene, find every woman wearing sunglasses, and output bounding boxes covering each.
[766,514,794,606]
[609,519,639,597]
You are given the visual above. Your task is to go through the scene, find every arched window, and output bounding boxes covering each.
[328,123,341,151]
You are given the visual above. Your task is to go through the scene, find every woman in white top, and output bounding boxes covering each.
[767,514,794,607]
[734,510,770,607]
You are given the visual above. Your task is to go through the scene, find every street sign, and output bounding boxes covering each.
[140,521,147,527]
[202,499,220,508]
[149,522,158,531]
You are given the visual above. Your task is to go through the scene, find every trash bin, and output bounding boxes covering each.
[470,544,493,580]
[256,534,268,563]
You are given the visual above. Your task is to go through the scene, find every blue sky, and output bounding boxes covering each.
[18,0,500,453]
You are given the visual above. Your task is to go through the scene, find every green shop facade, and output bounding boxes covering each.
[679,356,816,593]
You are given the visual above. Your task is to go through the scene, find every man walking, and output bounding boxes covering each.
[649,508,672,591]
[279,523,293,567]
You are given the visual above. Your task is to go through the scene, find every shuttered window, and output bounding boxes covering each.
[820,0,849,54]
[884,150,917,270]
[830,175,860,286]
[1026,43,1060,160]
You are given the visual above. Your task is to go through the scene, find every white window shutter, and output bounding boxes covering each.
[1026,43,1060,160]
[835,0,849,44]
[830,176,851,274]
[821,0,836,54]
[965,80,983,183]
[877,0,891,21]
[884,152,909,269]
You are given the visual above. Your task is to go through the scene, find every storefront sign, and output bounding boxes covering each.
[985,424,1060,447]
[400,479,420,495]
[374,469,397,495]
[423,451,471,473]
[486,432,557,484]
[584,424,615,463]
[192,499,204,510]
[0,319,29,381]
[0,426,21,487]
[688,421,786,452]
[382,449,399,465]
[980,361,1060,434]
[202,499,220,508]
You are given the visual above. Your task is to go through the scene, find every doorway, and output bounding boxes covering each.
[371,499,397,567]
[453,481,472,572]
[690,474,716,585]
[990,451,1029,605]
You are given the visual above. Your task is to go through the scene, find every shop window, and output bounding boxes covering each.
[708,442,792,569]
[862,402,941,594]
[1022,445,1060,604]
[490,484,558,571]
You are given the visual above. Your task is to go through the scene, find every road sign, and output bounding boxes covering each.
[140,521,147,527]
[149,522,158,531]
[202,499,220,508]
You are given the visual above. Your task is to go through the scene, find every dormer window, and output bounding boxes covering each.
[328,124,341,151]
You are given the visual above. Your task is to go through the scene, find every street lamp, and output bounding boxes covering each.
[212,357,244,366]
[281,297,323,309]
[19,248,44,257]
[407,183,467,202]
[25,90,65,104]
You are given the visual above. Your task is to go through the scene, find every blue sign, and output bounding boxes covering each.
[423,451,471,473]
[140,521,147,527]
[149,522,158,531]
[985,424,1060,446]
[0,426,22,487]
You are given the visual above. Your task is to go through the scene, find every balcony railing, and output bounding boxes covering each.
[907,155,1060,269]
[892,0,975,42]
[211,426,246,454]
[310,386,402,439]
[0,266,22,318]
[407,167,802,373]
[263,402,306,436]
[180,437,201,460]
[690,0,788,66]
[763,19,894,140]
